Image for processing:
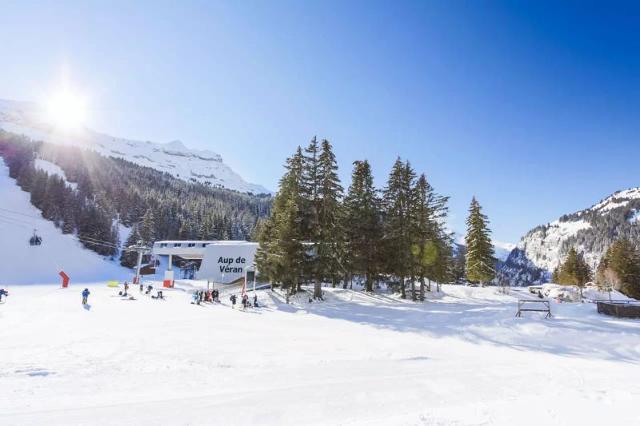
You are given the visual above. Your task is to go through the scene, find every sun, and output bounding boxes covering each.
[46,90,88,130]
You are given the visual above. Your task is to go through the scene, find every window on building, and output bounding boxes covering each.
[174,243,182,247]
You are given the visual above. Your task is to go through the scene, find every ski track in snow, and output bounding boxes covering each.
[1,284,639,426]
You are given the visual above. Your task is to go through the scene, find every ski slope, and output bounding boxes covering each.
[1,283,639,425]
[0,159,130,284]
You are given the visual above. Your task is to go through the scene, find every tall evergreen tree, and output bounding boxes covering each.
[120,225,142,267]
[256,148,307,295]
[464,197,495,285]
[343,160,382,292]
[596,239,640,299]
[382,158,416,298]
[139,209,156,246]
[312,139,343,297]
[410,173,451,299]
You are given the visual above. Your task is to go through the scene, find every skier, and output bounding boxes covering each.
[253,294,259,308]
[242,294,249,309]
[139,283,144,292]
[124,282,130,293]
[0,288,8,303]
[230,294,237,308]
[192,292,199,305]
[146,285,153,295]
[82,288,90,305]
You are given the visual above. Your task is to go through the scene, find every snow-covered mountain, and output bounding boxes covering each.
[0,99,269,194]
[501,187,640,285]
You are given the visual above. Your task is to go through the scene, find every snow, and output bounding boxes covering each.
[493,240,516,261]
[517,219,591,272]
[536,283,633,302]
[0,99,270,194]
[628,209,640,224]
[592,188,640,213]
[34,158,78,190]
[1,283,639,425]
[0,159,130,284]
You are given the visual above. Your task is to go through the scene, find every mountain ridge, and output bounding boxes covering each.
[0,98,270,194]
[501,185,640,285]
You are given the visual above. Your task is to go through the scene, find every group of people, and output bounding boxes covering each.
[191,289,220,305]
[0,288,9,303]
[229,293,259,309]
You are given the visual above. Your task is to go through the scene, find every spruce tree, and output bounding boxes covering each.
[139,209,156,246]
[382,158,415,298]
[302,137,322,293]
[596,239,640,299]
[343,160,382,292]
[410,174,452,299]
[556,247,591,296]
[120,225,142,268]
[313,139,343,297]
[464,197,495,285]
[256,148,307,295]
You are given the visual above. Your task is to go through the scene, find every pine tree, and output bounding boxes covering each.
[410,174,451,299]
[464,197,495,285]
[139,209,156,246]
[302,137,322,293]
[596,239,640,299]
[382,158,415,298]
[256,148,307,295]
[343,160,382,292]
[312,139,344,296]
[120,225,142,267]
[556,247,591,295]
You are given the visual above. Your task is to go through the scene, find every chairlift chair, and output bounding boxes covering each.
[29,229,42,246]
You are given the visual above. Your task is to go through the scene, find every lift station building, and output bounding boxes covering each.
[152,240,259,285]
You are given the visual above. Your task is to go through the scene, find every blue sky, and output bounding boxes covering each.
[1,1,639,243]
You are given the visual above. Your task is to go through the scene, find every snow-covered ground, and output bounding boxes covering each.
[0,159,131,284]
[1,283,639,426]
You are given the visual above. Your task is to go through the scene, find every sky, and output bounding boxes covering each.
[1,0,639,243]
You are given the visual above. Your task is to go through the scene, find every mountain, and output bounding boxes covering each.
[0,131,271,269]
[0,157,131,284]
[0,99,269,194]
[501,188,640,285]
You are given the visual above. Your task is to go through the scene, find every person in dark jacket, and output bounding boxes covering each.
[0,288,8,302]
[82,288,90,305]
[230,294,237,308]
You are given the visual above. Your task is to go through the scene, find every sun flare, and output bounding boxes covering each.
[46,90,87,130]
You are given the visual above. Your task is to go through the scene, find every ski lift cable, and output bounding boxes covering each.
[0,206,44,221]
[0,215,32,229]
[0,211,35,225]
[72,235,128,250]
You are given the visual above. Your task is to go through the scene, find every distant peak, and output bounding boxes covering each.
[166,140,186,150]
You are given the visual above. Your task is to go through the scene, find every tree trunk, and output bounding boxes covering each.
[410,275,416,301]
[400,275,406,299]
[419,276,425,301]
[313,279,322,300]
[365,273,373,292]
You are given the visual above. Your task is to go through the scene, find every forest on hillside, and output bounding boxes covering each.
[0,131,271,265]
